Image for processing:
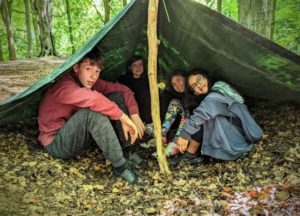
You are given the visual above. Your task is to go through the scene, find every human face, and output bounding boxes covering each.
[171,75,185,93]
[188,74,209,96]
[73,58,103,89]
[130,59,144,78]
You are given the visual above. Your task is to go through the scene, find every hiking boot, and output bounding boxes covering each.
[126,152,148,167]
[140,138,156,149]
[169,152,204,166]
[113,162,138,184]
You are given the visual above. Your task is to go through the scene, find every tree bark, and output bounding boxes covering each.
[25,0,33,58]
[30,0,40,54]
[217,0,222,13]
[147,0,170,174]
[33,0,57,56]
[65,0,75,54]
[0,37,4,61]
[238,0,276,39]
[1,0,17,60]
[270,0,276,40]
[103,0,111,24]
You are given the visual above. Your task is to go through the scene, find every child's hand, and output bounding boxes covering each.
[177,137,189,153]
[130,113,145,139]
[120,113,138,144]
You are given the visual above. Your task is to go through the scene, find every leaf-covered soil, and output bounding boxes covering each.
[0,59,299,215]
[0,57,65,102]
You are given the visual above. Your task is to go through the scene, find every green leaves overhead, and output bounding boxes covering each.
[0,0,299,60]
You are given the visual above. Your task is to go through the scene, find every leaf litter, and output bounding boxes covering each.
[0,102,299,215]
[0,60,299,215]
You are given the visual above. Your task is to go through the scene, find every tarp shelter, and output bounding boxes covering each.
[0,0,300,126]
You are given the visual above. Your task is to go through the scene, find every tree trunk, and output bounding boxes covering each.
[270,0,276,40]
[0,37,4,61]
[147,0,170,174]
[103,0,111,24]
[122,0,127,7]
[33,0,57,56]
[217,0,222,13]
[25,0,33,58]
[30,0,40,54]
[65,0,75,54]
[1,0,17,60]
[238,0,276,39]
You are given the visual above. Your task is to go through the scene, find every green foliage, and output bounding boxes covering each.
[53,0,124,57]
[274,0,300,55]
[0,0,125,60]
[199,0,299,55]
[0,0,299,60]
[222,0,238,22]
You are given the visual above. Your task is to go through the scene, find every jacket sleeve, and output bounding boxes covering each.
[54,82,123,120]
[93,79,139,115]
[180,98,226,140]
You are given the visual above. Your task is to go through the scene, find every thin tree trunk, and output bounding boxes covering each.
[0,37,4,61]
[25,0,33,58]
[65,0,75,54]
[30,0,40,54]
[147,0,170,174]
[217,0,222,13]
[122,0,127,7]
[1,0,17,60]
[238,0,276,39]
[270,0,276,40]
[33,0,57,56]
[103,0,111,24]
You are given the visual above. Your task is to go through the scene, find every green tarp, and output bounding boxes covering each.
[0,0,299,126]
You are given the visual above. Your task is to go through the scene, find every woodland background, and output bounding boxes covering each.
[0,0,300,215]
[0,0,300,62]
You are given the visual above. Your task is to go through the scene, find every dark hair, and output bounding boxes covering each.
[187,68,213,90]
[79,47,104,69]
[168,69,187,97]
[126,55,145,74]
[184,68,213,113]
[169,69,186,85]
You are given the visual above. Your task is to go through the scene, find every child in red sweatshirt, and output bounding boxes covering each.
[38,48,144,184]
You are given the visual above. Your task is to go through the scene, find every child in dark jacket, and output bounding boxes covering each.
[118,55,153,137]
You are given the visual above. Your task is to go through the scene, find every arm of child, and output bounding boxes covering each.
[130,113,145,139]
[94,80,139,115]
[120,113,138,144]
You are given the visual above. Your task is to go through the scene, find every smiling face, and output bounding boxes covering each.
[171,75,185,93]
[129,59,144,78]
[188,74,209,96]
[73,58,103,89]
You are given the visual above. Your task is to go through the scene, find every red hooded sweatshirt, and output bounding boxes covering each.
[38,72,139,146]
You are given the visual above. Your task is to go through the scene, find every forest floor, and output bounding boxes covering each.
[0,58,299,215]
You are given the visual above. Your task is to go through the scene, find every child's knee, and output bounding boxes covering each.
[77,109,109,122]
[107,92,125,104]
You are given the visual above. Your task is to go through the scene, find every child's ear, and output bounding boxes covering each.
[73,64,79,73]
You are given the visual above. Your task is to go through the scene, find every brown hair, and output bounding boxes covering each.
[79,47,104,69]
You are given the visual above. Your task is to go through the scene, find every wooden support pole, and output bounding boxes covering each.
[147,0,170,173]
